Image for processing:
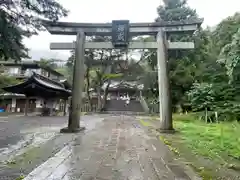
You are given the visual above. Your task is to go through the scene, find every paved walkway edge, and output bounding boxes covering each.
[23,145,72,180]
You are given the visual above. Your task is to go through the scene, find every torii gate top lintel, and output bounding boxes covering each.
[43,18,203,36]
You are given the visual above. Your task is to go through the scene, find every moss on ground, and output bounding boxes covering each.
[139,119,153,127]
[6,146,42,168]
[15,175,25,180]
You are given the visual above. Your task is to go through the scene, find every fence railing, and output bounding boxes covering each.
[148,103,160,114]
[81,103,98,112]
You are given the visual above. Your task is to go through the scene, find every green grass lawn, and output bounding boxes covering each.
[139,113,240,179]
[173,114,240,161]
[171,114,240,179]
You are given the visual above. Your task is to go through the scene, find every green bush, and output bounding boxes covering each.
[187,82,240,122]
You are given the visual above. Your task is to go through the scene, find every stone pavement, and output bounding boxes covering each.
[23,115,200,180]
[0,115,103,180]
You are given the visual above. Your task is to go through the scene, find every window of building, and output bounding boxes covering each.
[9,67,19,75]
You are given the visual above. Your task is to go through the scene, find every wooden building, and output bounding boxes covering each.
[0,61,71,114]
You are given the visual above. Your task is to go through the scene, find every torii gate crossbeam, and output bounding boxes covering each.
[43,19,202,35]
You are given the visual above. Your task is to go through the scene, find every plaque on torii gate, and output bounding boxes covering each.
[43,18,203,133]
[112,20,129,48]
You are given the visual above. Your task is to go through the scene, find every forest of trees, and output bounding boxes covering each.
[152,0,239,122]
[143,0,240,122]
[0,0,240,122]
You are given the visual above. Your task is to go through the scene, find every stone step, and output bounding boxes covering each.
[105,100,144,112]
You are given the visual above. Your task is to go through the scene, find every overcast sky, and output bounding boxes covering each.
[23,0,240,61]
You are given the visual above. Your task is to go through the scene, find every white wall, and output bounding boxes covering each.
[11,98,16,112]
[36,99,42,108]
[8,67,20,75]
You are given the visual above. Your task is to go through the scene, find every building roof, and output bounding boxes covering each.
[60,79,72,90]
[0,93,25,99]
[0,61,64,77]
[3,72,71,98]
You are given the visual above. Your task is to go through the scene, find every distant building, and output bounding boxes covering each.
[0,61,64,81]
[0,61,71,115]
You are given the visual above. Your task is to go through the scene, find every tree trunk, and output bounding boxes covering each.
[101,62,115,111]
[86,66,92,111]
[97,86,102,111]
[101,80,111,111]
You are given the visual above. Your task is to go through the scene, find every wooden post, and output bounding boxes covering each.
[63,99,66,116]
[60,31,86,133]
[24,97,29,116]
[157,30,174,132]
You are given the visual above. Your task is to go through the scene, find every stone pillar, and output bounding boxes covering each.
[11,98,16,112]
[60,31,86,133]
[157,30,174,132]
[24,97,29,116]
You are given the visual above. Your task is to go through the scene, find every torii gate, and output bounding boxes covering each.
[43,19,203,133]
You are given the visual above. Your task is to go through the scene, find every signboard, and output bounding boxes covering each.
[112,20,129,48]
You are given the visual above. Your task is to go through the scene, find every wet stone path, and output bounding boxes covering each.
[0,115,103,180]
[24,115,200,180]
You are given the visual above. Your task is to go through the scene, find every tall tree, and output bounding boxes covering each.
[156,0,197,21]
[0,11,29,61]
[219,28,240,83]
[0,0,68,60]
[212,12,240,55]
[148,0,201,110]
[0,65,21,93]
[186,13,240,122]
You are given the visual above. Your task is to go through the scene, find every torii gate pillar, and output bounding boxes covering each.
[60,32,86,133]
[157,30,173,132]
